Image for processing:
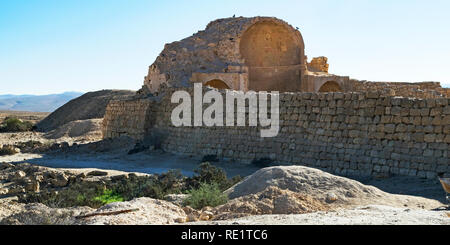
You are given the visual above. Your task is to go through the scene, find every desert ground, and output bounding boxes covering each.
[0,111,448,225]
[0,111,49,124]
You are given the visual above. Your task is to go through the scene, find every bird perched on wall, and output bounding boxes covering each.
[233,14,236,18]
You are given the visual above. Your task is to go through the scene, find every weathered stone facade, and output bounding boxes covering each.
[351,81,450,99]
[104,86,449,179]
[103,16,449,179]
[140,16,352,94]
[307,57,329,73]
[102,99,153,139]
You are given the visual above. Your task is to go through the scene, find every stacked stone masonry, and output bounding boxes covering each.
[352,81,450,99]
[102,99,153,139]
[307,57,329,73]
[106,16,449,180]
[103,88,450,179]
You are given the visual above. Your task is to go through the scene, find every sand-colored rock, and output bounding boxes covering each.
[213,186,328,219]
[225,166,443,210]
[77,198,187,225]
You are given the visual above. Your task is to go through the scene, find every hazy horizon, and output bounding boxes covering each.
[1,0,449,95]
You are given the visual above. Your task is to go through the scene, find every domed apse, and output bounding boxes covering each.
[240,21,304,92]
[318,81,342,92]
[204,79,230,89]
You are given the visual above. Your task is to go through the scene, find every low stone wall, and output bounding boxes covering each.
[102,99,153,139]
[103,88,449,179]
[352,81,449,99]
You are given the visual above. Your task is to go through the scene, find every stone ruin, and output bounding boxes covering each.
[102,16,449,179]
[139,16,350,94]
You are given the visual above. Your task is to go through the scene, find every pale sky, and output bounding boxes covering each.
[1,0,449,95]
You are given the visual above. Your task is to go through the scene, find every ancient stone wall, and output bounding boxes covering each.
[102,99,153,139]
[352,80,449,99]
[103,88,449,179]
[162,89,448,178]
[307,57,329,73]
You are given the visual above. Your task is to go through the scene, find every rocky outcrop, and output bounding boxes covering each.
[0,163,70,196]
[0,162,144,198]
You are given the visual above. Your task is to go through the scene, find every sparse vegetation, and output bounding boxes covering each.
[93,189,124,205]
[0,117,34,132]
[186,162,242,191]
[19,163,242,209]
[112,170,185,200]
[22,182,108,208]
[183,182,228,209]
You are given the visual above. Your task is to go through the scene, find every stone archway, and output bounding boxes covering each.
[240,20,304,92]
[318,81,342,92]
[204,79,230,89]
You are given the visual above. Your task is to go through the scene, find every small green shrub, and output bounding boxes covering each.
[183,183,228,209]
[186,162,242,191]
[21,182,107,208]
[0,117,33,132]
[93,189,124,205]
[111,170,185,200]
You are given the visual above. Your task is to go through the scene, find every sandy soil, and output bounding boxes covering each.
[190,205,449,225]
[0,131,49,146]
[0,111,49,124]
[0,123,102,147]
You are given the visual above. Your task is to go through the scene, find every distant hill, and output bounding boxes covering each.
[35,90,136,132]
[0,92,84,112]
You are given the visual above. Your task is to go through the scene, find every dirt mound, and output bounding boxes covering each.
[44,119,103,139]
[212,186,328,220]
[225,166,443,210]
[35,90,135,132]
[0,198,186,225]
